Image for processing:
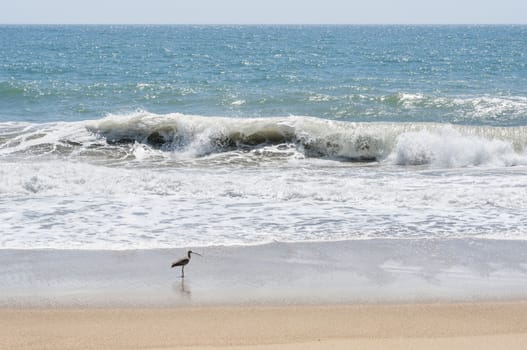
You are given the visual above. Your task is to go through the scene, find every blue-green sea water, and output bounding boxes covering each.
[1,25,526,249]
[2,25,527,125]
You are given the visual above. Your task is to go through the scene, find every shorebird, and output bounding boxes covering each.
[171,250,202,278]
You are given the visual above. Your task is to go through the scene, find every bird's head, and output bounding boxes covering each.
[188,250,202,258]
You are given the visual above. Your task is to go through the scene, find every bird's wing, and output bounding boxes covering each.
[171,258,189,268]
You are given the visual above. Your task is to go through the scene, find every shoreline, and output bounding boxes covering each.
[2,239,527,307]
[2,301,527,349]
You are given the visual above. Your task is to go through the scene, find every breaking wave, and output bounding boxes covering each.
[1,111,526,167]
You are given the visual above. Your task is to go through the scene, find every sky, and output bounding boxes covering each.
[1,0,527,24]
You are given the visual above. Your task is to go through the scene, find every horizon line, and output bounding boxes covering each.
[1,22,527,26]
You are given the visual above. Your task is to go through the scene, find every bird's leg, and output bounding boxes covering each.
[181,266,185,278]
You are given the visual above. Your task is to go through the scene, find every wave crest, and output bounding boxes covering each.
[1,111,527,167]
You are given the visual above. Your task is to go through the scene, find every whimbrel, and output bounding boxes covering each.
[171,250,202,278]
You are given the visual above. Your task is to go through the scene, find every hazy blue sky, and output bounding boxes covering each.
[2,0,527,24]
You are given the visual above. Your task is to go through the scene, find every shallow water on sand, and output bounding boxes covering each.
[2,240,527,306]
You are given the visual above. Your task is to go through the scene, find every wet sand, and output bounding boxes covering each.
[2,239,527,307]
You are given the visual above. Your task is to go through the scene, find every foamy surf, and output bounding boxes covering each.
[1,112,526,167]
[1,158,526,249]
[1,112,527,250]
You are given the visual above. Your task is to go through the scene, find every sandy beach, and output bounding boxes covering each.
[2,241,527,349]
[2,302,527,349]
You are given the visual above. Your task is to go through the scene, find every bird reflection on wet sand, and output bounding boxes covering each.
[172,279,191,300]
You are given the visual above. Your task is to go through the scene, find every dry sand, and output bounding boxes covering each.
[2,302,527,349]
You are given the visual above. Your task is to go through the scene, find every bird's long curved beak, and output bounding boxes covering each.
[191,252,203,257]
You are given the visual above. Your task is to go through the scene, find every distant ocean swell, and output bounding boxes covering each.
[1,112,526,168]
[3,77,527,125]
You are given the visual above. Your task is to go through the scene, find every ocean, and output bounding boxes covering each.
[1,25,527,251]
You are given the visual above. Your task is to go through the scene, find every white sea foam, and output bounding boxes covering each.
[231,99,246,106]
[1,157,526,249]
[2,112,526,167]
[388,126,526,167]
